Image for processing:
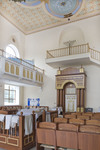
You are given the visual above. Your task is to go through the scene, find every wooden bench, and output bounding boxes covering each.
[36,122,57,150]
[78,125,100,150]
[56,123,79,149]
[0,105,22,114]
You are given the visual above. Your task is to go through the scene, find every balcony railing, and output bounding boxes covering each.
[0,49,44,86]
[46,43,89,59]
[90,48,100,61]
[46,43,100,65]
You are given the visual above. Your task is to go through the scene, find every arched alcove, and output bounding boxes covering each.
[64,82,77,112]
[59,26,85,48]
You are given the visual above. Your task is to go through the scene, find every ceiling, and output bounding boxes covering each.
[0,0,100,34]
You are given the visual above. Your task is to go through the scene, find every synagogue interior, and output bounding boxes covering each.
[0,0,100,150]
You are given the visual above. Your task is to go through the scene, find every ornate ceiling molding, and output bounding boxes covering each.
[0,0,100,34]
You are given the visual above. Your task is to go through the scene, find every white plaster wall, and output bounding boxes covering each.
[24,28,59,107]
[0,15,25,106]
[1,13,100,111]
[24,15,100,111]
[0,15,25,58]
[84,65,100,112]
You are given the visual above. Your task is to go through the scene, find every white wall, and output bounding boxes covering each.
[0,15,25,106]
[24,15,100,111]
[84,65,100,112]
[1,13,100,111]
[0,15,25,58]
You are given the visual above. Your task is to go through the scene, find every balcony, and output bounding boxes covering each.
[0,49,44,87]
[45,43,100,68]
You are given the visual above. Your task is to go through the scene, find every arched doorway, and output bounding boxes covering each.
[64,82,77,112]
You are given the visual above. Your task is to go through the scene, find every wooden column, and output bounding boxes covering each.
[19,112,24,150]
[60,89,63,107]
[33,111,35,145]
[77,89,80,112]
[57,90,60,106]
[63,89,65,112]
[80,89,84,112]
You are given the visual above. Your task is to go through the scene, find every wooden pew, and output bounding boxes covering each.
[64,114,76,119]
[54,117,68,123]
[78,125,100,150]
[36,122,57,150]
[0,105,22,114]
[82,112,93,117]
[86,119,100,126]
[56,123,78,149]
[77,115,91,120]
[0,111,35,150]
[69,118,85,125]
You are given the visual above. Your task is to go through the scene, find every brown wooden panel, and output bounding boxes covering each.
[78,132,100,150]
[91,116,100,120]
[50,112,58,122]
[56,130,78,149]
[7,137,19,146]
[82,112,93,116]
[39,122,56,129]
[77,115,90,120]
[64,114,76,119]
[86,119,100,126]
[79,125,100,133]
[77,89,80,107]
[58,123,78,132]
[37,128,56,146]
[69,118,84,125]
[57,90,60,106]
[0,136,6,143]
[61,67,81,75]
[60,89,63,106]
[81,89,84,107]
[71,112,81,116]
[24,135,33,146]
[54,117,68,123]
[62,89,65,112]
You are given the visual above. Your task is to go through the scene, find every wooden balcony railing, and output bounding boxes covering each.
[46,43,100,64]
[46,43,89,59]
[90,48,100,61]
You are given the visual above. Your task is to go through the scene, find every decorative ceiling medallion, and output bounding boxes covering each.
[45,0,83,18]
[19,0,82,18]
[21,0,41,6]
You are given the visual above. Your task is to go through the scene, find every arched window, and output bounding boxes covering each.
[5,44,20,58]
[4,44,20,105]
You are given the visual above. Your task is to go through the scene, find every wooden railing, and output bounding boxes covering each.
[46,43,89,59]
[46,43,100,64]
[90,48,100,61]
